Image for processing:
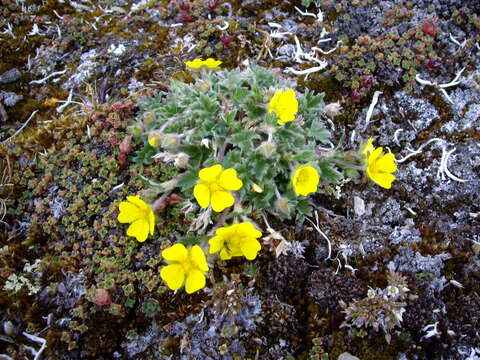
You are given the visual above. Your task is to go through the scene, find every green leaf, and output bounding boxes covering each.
[178,145,210,167]
[177,169,198,191]
[133,145,157,165]
[178,235,207,246]
[307,119,331,143]
[230,129,258,152]
[319,160,343,184]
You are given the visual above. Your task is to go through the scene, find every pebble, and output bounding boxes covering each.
[0,68,22,84]
[338,352,360,360]
[353,196,365,216]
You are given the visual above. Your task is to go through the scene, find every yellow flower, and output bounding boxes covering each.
[203,58,222,68]
[209,222,262,260]
[365,147,397,189]
[267,89,299,125]
[185,58,222,69]
[160,244,209,294]
[117,195,155,242]
[193,164,243,212]
[291,165,319,196]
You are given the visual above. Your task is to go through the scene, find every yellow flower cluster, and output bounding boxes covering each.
[160,222,262,293]
[185,58,222,69]
[193,164,243,212]
[362,138,397,189]
[267,89,299,125]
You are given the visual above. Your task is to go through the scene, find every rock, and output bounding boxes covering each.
[0,103,7,122]
[0,68,22,84]
[338,352,360,360]
[353,196,365,216]
[0,91,22,107]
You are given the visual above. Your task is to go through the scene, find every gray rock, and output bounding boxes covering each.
[0,91,22,107]
[0,68,22,84]
[338,352,360,360]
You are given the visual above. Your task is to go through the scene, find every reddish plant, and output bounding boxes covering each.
[426,58,442,71]
[220,33,233,49]
[422,18,438,37]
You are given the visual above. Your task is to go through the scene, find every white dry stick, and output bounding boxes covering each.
[294,6,317,18]
[216,20,228,31]
[393,128,403,146]
[449,33,466,48]
[365,91,383,125]
[306,211,332,260]
[442,147,469,182]
[0,110,38,145]
[53,9,63,19]
[416,67,465,104]
[312,40,342,55]
[29,69,67,84]
[56,89,75,113]
[23,332,47,360]
[170,23,183,28]
[396,138,446,163]
[268,22,282,29]
[284,63,328,79]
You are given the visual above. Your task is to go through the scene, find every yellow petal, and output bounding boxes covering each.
[126,195,148,210]
[190,245,209,272]
[368,147,383,165]
[148,209,155,235]
[199,164,223,182]
[238,222,262,239]
[268,91,281,114]
[240,239,261,260]
[219,248,232,260]
[292,166,319,196]
[118,201,140,223]
[376,153,397,173]
[361,137,374,157]
[219,168,243,191]
[368,170,396,189]
[162,243,188,262]
[185,59,204,69]
[204,58,222,68]
[127,218,149,242]
[185,269,206,293]
[193,183,210,208]
[251,183,264,193]
[160,264,185,290]
[211,190,234,212]
[208,235,225,254]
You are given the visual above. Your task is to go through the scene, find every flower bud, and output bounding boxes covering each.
[148,130,162,147]
[127,122,143,137]
[251,183,264,193]
[174,152,190,169]
[258,141,276,158]
[324,102,343,118]
[196,79,211,92]
[274,197,292,215]
[161,133,181,149]
[143,111,155,124]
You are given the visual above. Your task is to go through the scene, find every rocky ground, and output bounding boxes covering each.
[0,0,479,359]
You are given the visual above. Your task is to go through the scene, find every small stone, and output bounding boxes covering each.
[338,352,360,360]
[0,68,22,84]
[3,321,14,336]
[353,196,365,216]
[1,91,23,107]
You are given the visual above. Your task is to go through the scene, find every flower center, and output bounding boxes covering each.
[181,257,196,274]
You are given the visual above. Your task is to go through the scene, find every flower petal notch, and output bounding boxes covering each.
[185,58,222,69]
[160,244,209,294]
[208,222,262,261]
[193,164,243,212]
[291,165,319,196]
[366,147,398,189]
[267,89,299,125]
[118,195,155,242]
